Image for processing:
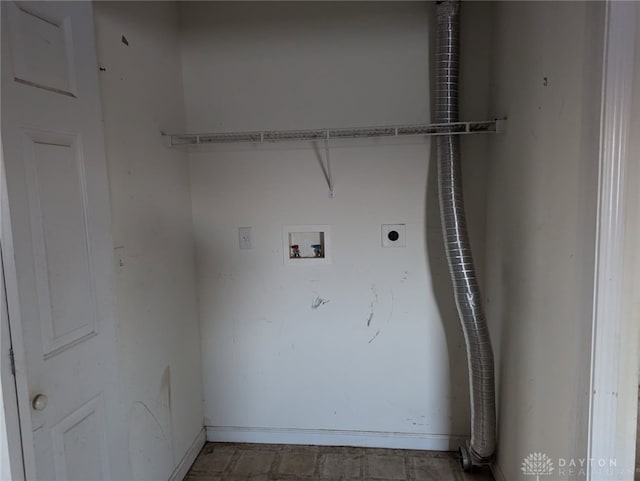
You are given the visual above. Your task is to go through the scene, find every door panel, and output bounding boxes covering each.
[6,1,77,96]
[50,395,108,481]
[1,2,127,479]
[23,130,98,357]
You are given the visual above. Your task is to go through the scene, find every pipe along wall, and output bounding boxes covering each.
[435,0,497,468]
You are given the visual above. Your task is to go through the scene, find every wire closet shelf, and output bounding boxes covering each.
[162,119,505,146]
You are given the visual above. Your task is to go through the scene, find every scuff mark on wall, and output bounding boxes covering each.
[128,366,175,480]
[114,245,126,271]
[371,284,379,303]
[368,329,381,344]
[160,366,172,411]
[366,283,380,326]
[311,296,329,309]
[128,400,173,481]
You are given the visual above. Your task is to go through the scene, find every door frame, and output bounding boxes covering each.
[587,1,639,480]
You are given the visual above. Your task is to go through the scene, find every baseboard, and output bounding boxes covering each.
[206,426,467,451]
[490,461,506,481]
[168,427,206,481]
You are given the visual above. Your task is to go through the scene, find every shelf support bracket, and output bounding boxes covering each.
[324,131,334,198]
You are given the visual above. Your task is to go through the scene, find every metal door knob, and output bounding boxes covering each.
[32,394,47,411]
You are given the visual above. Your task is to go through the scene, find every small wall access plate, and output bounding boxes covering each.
[283,225,331,265]
[382,224,406,248]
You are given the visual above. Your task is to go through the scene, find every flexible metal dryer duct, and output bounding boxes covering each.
[434,0,496,468]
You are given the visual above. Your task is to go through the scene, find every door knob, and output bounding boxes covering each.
[32,394,47,411]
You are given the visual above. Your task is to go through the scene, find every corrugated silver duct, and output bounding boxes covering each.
[434,0,496,468]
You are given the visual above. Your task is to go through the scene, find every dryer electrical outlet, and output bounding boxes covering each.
[382,224,406,248]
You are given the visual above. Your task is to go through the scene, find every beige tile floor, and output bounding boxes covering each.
[185,443,494,481]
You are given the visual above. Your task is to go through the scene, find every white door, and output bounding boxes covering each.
[1,2,128,480]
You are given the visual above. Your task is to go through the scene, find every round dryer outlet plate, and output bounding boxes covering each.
[381,224,406,248]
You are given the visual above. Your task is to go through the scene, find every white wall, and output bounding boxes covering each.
[485,3,605,480]
[181,1,491,448]
[93,3,204,480]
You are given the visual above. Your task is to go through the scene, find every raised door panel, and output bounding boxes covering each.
[6,2,77,96]
[23,130,98,358]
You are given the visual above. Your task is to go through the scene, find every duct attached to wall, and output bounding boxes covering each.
[434,0,496,469]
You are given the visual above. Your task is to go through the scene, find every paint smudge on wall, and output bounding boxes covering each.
[311,296,329,309]
[371,284,379,303]
[368,329,381,344]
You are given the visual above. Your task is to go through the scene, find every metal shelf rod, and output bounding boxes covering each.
[163,119,504,146]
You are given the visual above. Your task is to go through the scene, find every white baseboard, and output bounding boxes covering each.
[168,427,206,481]
[206,426,467,451]
[490,461,506,481]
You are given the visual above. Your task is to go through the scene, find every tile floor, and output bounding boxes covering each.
[185,443,494,481]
